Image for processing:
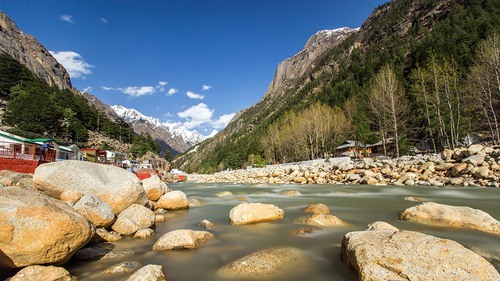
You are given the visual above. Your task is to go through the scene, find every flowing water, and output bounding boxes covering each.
[66,183,500,280]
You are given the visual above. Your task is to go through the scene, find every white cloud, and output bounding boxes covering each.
[158,81,168,86]
[101,86,156,97]
[60,15,74,24]
[167,88,178,96]
[50,51,93,79]
[202,84,212,91]
[100,18,108,24]
[186,91,204,100]
[177,103,214,129]
[163,112,174,118]
[212,113,236,129]
[82,86,93,93]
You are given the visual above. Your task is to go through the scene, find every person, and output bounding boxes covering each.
[40,141,50,161]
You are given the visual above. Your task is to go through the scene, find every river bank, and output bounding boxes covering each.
[188,144,500,187]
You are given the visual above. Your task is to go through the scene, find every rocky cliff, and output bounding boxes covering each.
[0,11,72,90]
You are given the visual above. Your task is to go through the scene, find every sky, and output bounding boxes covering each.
[1,0,387,136]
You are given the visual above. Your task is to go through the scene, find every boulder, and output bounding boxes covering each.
[111,204,155,236]
[399,202,500,235]
[365,221,399,231]
[467,144,484,156]
[199,219,215,229]
[341,223,499,281]
[126,264,166,281]
[8,265,72,281]
[152,229,214,251]
[0,187,95,268]
[463,154,485,166]
[441,149,454,161]
[218,247,306,279]
[74,194,115,228]
[103,261,141,275]
[474,167,490,179]
[451,162,468,177]
[94,228,124,242]
[75,242,134,261]
[156,190,189,210]
[302,203,330,214]
[141,175,167,201]
[60,190,83,204]
[229,203,284,225]
[134,228,155,239]
[304,214,344,227]
[33,160,147,214]
[0,170,32,186]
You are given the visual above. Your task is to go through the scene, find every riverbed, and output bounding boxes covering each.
[66,183,500,280]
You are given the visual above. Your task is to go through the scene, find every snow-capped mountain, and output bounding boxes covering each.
[112,105,208,155]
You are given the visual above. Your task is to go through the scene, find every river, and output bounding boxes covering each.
[66,183,500,280]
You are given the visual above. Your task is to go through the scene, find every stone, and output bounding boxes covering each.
[199,219,215,229]
[304,213,344,227]
[302,203,330,214]
[215,191,233,197]
[449,177,464,185]
[419,161,436,172]
[467,144,484,156]
[293,176,307,183]
[292,227,320,236]
[103,261,141,275]
[451,162,468,177]
[399,202,500,235]
[188,198,204,207]
[0,187,95,268]
[229,203,284,225]
[94,228,124,242]
[281,190,302,196]
[155,214,167,223]
[126,264,166,281]
[0,170,32,186]
[75,243,134,261]
[141,175,166,201]
[347,174,361,182]
[134,228,155,239]
[33,160,147,215]
[74,194,115,228]
[434,163,454,171]
[365,221,399,231]
[474,166,490,179]
[341,222,499,281]
[152,229,214,251]
[218,247,306,279]
[441,149,454,161]
[463,154,485,166]
[9,265,72,281]
[60,190,83,204]
[156,190,189,210]
[112,204,155,236]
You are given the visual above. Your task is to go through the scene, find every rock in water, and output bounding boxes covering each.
[73,194,115,228]
[218,247,306,279]
[152,229,214,251]
[155,190,189,210]
[8,265,72,281]
[0,186,95,268]
[126,264,166,281]
[111,204,155,236]
[302,203,330,214]
[341,222,499,281]
[33,160,147,214]
[399,202,500,235]
[229,203,284,225]
[141,175,167,201]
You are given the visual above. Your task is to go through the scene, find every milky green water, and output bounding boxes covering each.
[66,184,500,280]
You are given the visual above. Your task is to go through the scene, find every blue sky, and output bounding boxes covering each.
[2,0,387,136]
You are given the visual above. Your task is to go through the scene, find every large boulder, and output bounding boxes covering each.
[111,204,155,236]
[302,203,330,214]
[229,203,284,225]
[341,222,499,281]
[304,213,344,227]
[399,202,500,235]
[74,194,115,228]
[152,229,214,251]
[218,247,306,279]
[141,175,167,201]
[0,187,95,268]
[33,160,147,214]
[8,265,72,281]
[155,190,189,210]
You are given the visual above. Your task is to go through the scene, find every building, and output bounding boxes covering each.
[335,140,372,158]
[81,148,107,163]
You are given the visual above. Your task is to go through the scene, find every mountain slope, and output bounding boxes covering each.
[175,0,500,173]
[112,105,207,155]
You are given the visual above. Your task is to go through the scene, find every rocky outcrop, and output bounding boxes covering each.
[0,11,72,89]
[0,186,95,268]
[341,222,499,281]
[218,247,306,279]
[399,202,500,235]
[229,203,284,225]
[152,229,214,251]
[33,160,147,214]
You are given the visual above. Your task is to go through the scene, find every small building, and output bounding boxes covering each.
[81,148,107,163]
[106,150,126,164]
[335,140,371,158]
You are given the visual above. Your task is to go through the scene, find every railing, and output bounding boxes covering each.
[0,142,56,162]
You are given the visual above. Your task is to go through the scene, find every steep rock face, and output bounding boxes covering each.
[112,105,206,154]
[0,11,72,90]
[265,27,358,100]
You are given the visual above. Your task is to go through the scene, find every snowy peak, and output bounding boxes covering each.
[304,27,359,49]
[111,105,208,153]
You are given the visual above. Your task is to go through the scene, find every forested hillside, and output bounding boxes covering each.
[176,0,500,173]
